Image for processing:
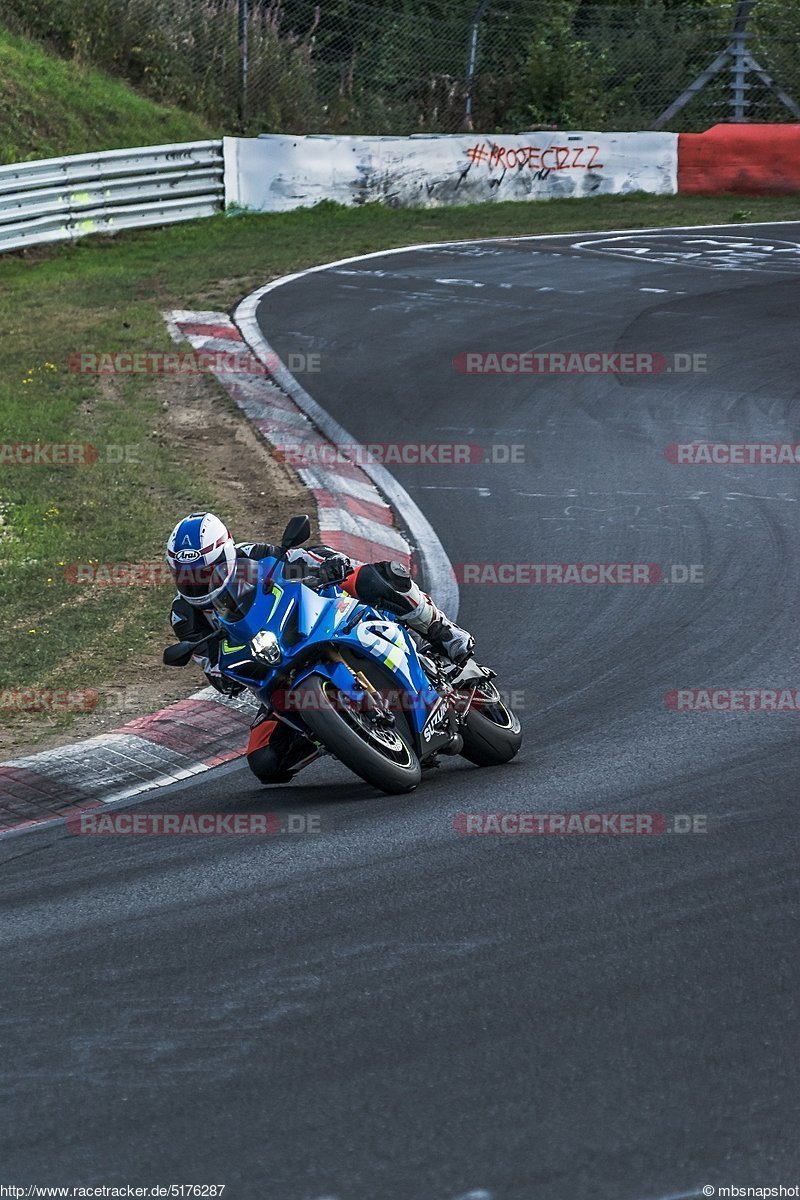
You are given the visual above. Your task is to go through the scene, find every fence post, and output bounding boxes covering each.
[238,0,249,127]
[463,0,491,132]
[655,0,800,128]
[730,0,756,121]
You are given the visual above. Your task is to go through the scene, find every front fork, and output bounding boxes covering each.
[269,648,401,741]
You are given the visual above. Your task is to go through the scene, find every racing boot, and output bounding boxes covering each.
[399,580,475,666]
[247,712,322,784]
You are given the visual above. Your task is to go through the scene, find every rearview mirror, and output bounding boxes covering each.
[281,514,311,549]
[163,641,196,667]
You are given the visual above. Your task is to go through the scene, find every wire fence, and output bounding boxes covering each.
[4,0,800,135]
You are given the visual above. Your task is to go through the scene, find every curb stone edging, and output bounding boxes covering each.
[0,689,259,838]
[165,310,416,567]
[232,284,459,615]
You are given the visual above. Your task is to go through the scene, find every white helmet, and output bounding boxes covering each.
[166,512,236,607]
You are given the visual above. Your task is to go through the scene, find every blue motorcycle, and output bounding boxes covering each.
[164,516,521,794]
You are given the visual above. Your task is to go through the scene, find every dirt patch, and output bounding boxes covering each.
[0,368,319,761]
[160,365,319,539]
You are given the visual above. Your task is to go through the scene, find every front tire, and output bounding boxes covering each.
[459,681,522,767]
[293,675,421,795]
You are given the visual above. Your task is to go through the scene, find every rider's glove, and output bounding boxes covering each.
[315,554,352,586]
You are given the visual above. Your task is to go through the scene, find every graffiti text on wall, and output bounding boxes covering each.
[465,143,604,171]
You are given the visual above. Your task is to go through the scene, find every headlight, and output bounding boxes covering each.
[250,630,281,664]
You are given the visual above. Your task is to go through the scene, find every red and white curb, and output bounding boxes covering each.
[0,689,259,838]
[1,274,458,838]
[164,308,413,565]
[233,275,457,611]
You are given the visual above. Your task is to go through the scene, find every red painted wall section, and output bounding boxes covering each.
[678,124,800,194]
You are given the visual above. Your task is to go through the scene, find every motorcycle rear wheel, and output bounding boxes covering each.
[459,681,522,767]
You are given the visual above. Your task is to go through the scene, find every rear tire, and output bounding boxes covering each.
[293,675,421,795]
[459,683,522,767]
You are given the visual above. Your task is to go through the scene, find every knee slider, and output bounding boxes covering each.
[375,560,412,592]
[350,563,413,615]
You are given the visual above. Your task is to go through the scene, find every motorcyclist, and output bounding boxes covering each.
[165,511,476,784]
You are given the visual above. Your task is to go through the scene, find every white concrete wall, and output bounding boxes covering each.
[224,131,678,212]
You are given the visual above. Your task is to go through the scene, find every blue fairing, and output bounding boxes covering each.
[213,556,441,737]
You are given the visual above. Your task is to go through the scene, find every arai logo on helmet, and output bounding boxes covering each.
[174,548,202,563]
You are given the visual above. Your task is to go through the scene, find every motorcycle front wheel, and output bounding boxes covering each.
[293,674,421,795]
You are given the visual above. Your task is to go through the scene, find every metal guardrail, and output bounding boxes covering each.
[0,140,224,252]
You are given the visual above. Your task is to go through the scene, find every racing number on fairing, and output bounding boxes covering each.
[356,622,407,671]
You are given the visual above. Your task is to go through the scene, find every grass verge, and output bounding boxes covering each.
[1,191,798,753]
[0,24,213,163]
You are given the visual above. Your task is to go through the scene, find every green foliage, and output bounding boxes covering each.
[500,0,741,131]
[0,24,212,163]
[3,0,800,139]
[2,0,321,133]
[507,1,617,128]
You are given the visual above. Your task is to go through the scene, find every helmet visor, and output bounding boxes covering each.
[172,561,219,599]
[211,559,258,622]
[169,537,236,604]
